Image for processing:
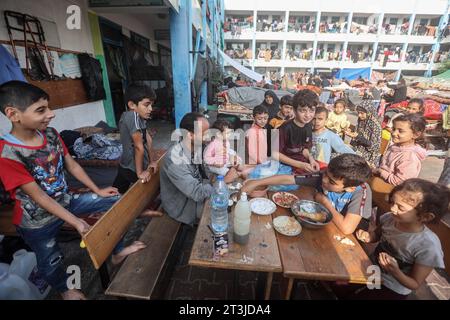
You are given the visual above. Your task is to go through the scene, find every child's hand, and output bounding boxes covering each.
[356,229,371,243]
[241,179,260,194]
[310,159,321,172]
[74,218,91,236]
[300,163,315,173]
[378,252,400,274]
[314,191,330,207]
[96,187,119,197]
[147,161,158,174]
[138,170,151,183]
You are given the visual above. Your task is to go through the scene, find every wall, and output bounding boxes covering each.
[0,0,109,132]
[99,12,170,51]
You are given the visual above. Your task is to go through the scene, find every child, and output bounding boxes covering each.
[273,89,320,173]
[374,113,427,186]
[242,153,373,235]
[311,106,355,164]
[326,99,350,139]
[347,99,382,167]
[112,84,162,217]
[269,94,294,129]
[386,98,424,133]
[0,81,146,300]
[354,179,447,299]
[204,119,246,179]
[246,105,269,165]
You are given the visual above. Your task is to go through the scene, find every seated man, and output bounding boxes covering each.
[160,113,234,225]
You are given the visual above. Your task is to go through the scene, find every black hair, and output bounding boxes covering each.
[0,80,49,114]
[327,154,371,188]
[280,95,293,107]
[253,104,269,117]
[389,179,450,223]
[408,98,424,111]
[212,119,231,132]
[125,84,156,105]
[392,113,426,134]
[292,89,319,111]
[334,98,347,108]
[179,112,206,133]
[315,106,329,117]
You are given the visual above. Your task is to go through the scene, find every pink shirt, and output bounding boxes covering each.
[379,144,427,186]
[246,124,268,165]
[204,138,232,167]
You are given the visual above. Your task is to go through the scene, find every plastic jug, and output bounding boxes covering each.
[0,263,35,300]
[233,192,252,245]
[9,249,50,299]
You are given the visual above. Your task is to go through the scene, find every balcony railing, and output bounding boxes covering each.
[412,24,438,37]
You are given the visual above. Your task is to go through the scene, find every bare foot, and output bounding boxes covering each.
[139,209,164,218]
[61,289,87,300]
[111,241,147,265]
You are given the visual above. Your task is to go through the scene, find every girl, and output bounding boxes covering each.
[353,179,448,299]
[374,113,427,186]
[347,99,382,167]
[204,119,244,180]
[261,90,280,120]
[326,99,351,139]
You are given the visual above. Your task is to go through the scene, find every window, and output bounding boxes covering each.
[327,44,335,52]
[272,15,281,22]
[420,18,428,25]
[354,17,368,25]
[321,15,328,22]
[331,16,340,23]
[389,18,398,25]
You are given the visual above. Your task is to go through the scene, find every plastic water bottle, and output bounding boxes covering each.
[233,192,252,245]
[9,249,50,299]
[211,175,229,234]
[0,263,35,300]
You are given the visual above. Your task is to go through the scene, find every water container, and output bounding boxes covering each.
[0,265,35,300]
[211,175,229,233]
[9,249,50,300]
[233,192,252,245]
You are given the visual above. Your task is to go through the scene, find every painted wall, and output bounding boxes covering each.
[98,12,171,51]
[0,0,109,132]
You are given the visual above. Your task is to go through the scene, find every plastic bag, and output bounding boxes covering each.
[248,160,298,191]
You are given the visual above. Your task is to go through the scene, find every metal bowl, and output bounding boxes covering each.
[291,200,333,229]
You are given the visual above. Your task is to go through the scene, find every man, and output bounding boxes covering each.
[160,113,234,225]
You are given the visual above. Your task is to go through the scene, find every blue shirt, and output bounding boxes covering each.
[312,129,355,163]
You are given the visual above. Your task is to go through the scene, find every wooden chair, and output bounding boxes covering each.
[82,151,184,299]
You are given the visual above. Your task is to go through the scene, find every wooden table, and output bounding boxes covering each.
[270,187,373,299]
[189,199,282,299]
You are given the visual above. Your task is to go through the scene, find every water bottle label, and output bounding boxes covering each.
[28,266,49,294]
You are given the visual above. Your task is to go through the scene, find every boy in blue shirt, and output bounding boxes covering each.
[311,106,355,164]
[242,153,372,234]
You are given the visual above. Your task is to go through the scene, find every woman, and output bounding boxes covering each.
[348,99,382,167]
[261,90,280,120]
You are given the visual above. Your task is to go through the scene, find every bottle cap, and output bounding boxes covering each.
[217,175,224,180]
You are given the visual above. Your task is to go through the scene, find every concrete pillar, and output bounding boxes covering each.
[426,1,450,77]
[252,9,257,71]
[170,0,192,127]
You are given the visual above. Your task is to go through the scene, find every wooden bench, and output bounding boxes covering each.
[82,151,184,299]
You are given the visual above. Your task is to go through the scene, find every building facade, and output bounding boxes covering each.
[223,0,450,79]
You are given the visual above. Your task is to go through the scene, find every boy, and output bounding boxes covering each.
[311,106,355,164]
[273,89,319,173]
[269,94,294,129]
[0,81,145,300]
[112,84,162,217]
[242,153,373,235]
[326,98,350,139]
[246,105,269,165]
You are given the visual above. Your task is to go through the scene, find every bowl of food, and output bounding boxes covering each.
[291,200,332,229]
